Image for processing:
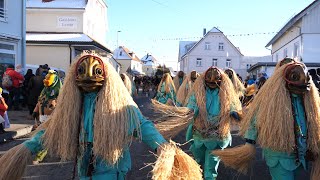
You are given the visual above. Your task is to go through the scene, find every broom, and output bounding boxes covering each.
[152,140,202,180]
[212,143,256,174]
[0,144,32,180]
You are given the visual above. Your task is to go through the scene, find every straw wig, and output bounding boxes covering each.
[240,63,320,154]
[121,73,133,95]
[157,73,176,94]
[176,72,198,106]
[192,67,242,138]
[225,68,245,97]
[173,72,185,91]
[43,52,142,165]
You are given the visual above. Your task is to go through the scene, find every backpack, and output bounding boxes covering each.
[2,72,13,88]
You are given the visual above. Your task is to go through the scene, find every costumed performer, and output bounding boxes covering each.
[173,71,185,92]
[176,70,200,107]
[154,73,177,105]
[120,73,136,96]
[224,68,245,98]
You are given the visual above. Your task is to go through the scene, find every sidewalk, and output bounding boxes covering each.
[0,110,34,143]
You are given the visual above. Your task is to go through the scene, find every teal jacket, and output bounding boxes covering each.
[245,93,308,171]
[23,92,166,180]
[186,88,231,149]
[155,82,176,104]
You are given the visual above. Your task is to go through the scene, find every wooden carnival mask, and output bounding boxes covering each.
[224,69,233,79]
[279,57,295,67]
[204,67,222,89]
[75,55,105,92]
[43,70,58,87]
[284,63,310,94]
[190,71,199,82]
[178,71,184,78]
[120,74,125,82]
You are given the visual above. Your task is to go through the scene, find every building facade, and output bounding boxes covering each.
[26,0,113,73]
[140,53,159,76]
[0,0,26,78]
[179,27,244,77]
[266,0,320,67]
[113,46,143,75]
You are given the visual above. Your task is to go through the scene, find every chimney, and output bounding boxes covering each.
[203,28,207,36]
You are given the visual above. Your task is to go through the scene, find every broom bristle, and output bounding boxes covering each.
[0,144,32,180]
[154,113,193,139]
[151,99,191,117]
[311,157,320,180]
[152,141,202,180]
[212,143,256,174]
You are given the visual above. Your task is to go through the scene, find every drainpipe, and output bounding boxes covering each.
[69,44,72,65]
[21,0,26,70]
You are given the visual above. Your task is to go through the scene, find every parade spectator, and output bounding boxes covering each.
[308,69,320,90]
[22,69,35,107]
[3,64,24,110]
[27,68,45,120]
[0,87,8,134]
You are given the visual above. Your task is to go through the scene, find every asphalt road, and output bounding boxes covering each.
[0,92,311,180]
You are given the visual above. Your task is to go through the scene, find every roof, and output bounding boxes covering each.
[265,0,320,47]
[26,33,111,53]
[27,0,87,9]
[141,54,158,63]
[181,27,243,59]
[178,41,197,60]
[247,62,320,72]
[118,46,141,62]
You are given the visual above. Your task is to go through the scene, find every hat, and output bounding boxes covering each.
[245,84,256,96]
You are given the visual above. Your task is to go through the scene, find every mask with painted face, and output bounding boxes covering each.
[75,55,105,92]
[224,69,233,80]
[178,71,184,78]
[190,71,199,82]
[43,70,58,87]
[204,67,222,89]
[279,57,295,67]
[284,63,310,95]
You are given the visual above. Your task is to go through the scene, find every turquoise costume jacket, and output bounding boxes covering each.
[23,92,166,180]
[155,82,176,104]
[245,93,308,171]
[186,88,231,149]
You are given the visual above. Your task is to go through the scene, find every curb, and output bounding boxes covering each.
[0,125,33,143]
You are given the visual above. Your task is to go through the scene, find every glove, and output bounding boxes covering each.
[32,112,39,119]
[230,111,240,121]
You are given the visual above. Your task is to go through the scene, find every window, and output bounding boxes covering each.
[212,59,217,66]
[218,43,224,51]
[205,42,210,50]
[283,48,288,58]
[196,58,202,67]
[226,59,231,68]
[119,51,122,56]
[294,42,300,57]
[0,0,6,22]
[275,53,279,62]
[246,64,251,70]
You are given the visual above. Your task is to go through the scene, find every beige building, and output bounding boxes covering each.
[140,54,159,76]
[113,46,144,75]
[26,0,114,73]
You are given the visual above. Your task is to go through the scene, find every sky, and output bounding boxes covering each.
[105,0,315,70]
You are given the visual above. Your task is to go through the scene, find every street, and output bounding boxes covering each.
[0,93,310,180]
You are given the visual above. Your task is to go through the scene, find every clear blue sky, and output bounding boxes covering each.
[105,0,315,70]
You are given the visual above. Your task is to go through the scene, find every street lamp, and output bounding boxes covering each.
[117,30,121,48]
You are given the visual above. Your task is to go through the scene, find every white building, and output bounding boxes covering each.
[179,27,245,77]
[266,0,320,70]
[113,46,144,75]
[140,53,159,76]
[26,0,114,73]
[0,0,26,76]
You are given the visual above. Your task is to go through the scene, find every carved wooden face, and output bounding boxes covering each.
[43,70,58,87]
[204,67,222,89]
[178,71,184,78]
[190,71,199,82]
[224,69,233,79]
[279,58,295,67]
[284,63,310,94]
[75,55,105,92]
[120,74,125,82]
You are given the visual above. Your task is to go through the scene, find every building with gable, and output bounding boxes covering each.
[140,53,159,76]
[26,0,116,73]
[265,0,320,69]
[0,0,26,80]
[113,46,144,75]
[179,27,244,77]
